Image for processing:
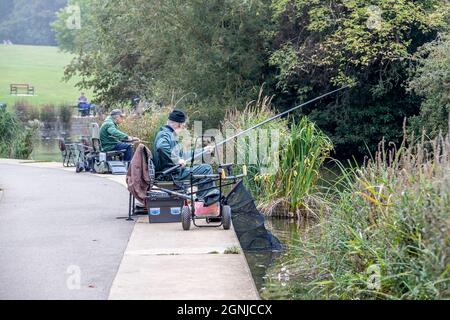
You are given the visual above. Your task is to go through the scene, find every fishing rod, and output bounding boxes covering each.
[162,85,349,175]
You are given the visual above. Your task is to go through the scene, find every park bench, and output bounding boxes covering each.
[10,84,35,95]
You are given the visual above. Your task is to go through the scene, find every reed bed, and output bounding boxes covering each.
[262,126,450,300]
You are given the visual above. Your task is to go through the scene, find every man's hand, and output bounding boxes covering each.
[128,136,140,143]
[178,159,187,167]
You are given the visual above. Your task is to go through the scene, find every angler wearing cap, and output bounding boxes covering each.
[153,109,217,201]
[99,109,140,161]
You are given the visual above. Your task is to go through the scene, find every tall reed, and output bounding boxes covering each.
[221,94,288,198]
[58,104,73,124]
[260,117,333,219]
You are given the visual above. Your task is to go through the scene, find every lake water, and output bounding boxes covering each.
[244,218,302,294]
[30,118,95,162]
[30,138,63,162]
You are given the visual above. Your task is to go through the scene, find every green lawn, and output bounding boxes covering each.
[0,44,92,108]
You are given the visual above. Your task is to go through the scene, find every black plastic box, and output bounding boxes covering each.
[147,191,184,223]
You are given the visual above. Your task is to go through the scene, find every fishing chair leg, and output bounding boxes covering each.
[127,192,134,221]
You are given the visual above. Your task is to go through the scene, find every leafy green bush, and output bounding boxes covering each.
[0,109,38,159]
[184,98,231,130]
[409,34,450,137]
[262,130,450,300]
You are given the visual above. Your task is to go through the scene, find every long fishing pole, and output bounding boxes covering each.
[162,85,349,175]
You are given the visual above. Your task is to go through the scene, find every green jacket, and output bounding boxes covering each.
[153,125,205,172]
[99,116,129,152]
[153,125,183,172]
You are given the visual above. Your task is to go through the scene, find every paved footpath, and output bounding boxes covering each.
[0,160,133,299]
[0,159,259,300]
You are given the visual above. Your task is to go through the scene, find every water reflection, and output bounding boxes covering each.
[30,119,92,162]
[31,138,61,162]
[244,218,304,292]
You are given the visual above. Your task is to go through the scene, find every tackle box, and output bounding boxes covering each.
[147,190,184,223]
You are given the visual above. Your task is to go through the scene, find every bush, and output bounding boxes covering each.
[14,100,39,122]
[262,129,450,300]
[58,104,73,124]
[0,109,38,159]
[408,34,450,137]
[119,107,172,152]
[184,98,233,130]
[39,104,57,122]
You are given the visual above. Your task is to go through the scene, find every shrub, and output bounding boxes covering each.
[14,100,39,122]
[184,98,232,130]
[59,104,73,124]
[408,34,450,137]
[39,104,57,122]
[119,107,172,152]
[0,109,38,159]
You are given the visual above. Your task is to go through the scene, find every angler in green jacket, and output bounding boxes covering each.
[99,109,140,161]
[153,109,217,201]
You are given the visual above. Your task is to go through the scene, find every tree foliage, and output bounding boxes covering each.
[55,0,271,126]
[54,0,449,157]
[409,34,450,136]
[269,0,446,88]
[0,0,67,45]
[268,0,447,156]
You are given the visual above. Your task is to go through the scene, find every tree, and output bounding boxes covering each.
[267,0,448,156]
[409,34,450,136]
[0,0,14,20]
[0,0,67,45]
[53,0,449,156]
[54,0,272,125]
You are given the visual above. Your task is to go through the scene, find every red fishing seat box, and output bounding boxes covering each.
[194,201,220,217]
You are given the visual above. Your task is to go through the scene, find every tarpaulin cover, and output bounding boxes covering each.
[226,181,284,251]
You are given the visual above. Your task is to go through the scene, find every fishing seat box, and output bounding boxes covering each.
[147,189,184,223]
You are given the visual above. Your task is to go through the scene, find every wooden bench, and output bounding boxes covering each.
[10,84,34,95]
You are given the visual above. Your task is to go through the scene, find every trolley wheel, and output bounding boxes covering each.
[182,205,191,230]
[222,205,232,230]
[75,163,82,173]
